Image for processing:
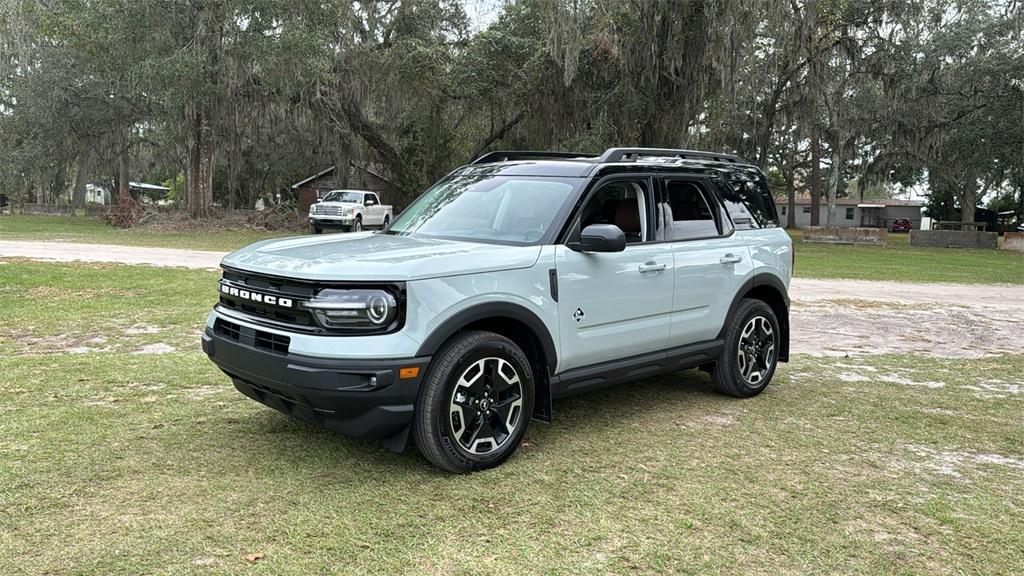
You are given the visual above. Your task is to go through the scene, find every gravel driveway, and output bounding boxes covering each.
[3,239,1021,359]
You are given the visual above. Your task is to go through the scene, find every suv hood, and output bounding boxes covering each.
[221,232,543,281]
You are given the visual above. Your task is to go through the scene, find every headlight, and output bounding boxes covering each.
[302,289,398,331]
[309,205,317,215]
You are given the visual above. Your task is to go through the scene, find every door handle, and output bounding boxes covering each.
[638,261,667,273]
[719,253,743,265]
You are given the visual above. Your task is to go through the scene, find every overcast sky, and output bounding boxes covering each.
[462,0,505,31]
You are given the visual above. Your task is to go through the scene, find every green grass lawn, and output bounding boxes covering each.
[2,215,1021,283]
[2,260,1023,575]
[0,214,293,252]
[789,229,1023,284]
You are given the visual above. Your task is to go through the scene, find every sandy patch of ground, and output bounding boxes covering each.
[2,327,181,356]
[790,278,1023,307]
[124,325,162,335]
[790,280,1024,358]
[131,343,176,354]
[961,380,1022,399]
[897,444,1024,479]
[819,360,1018,399]
[3,331,114,355]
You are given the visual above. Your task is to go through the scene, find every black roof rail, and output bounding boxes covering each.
[470,150,598,165]
[596,147,746,165]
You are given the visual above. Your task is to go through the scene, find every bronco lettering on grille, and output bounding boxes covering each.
[220,283,293,308]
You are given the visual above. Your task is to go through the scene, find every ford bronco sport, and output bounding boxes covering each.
[203,148,792,473]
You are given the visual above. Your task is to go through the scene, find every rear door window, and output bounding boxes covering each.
[717,176,778,229]
[656,180,721,241]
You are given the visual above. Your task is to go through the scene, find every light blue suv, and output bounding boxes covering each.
[202,148,793,473]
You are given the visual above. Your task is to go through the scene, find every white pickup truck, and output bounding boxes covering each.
[308,189,393,234]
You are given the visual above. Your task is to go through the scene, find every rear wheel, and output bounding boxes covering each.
[414,331,534,473]
[711,299,779,398]
[382,215,390,229]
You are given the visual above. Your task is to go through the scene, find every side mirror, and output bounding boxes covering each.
[315,198,322,203]
[568,224,626,253]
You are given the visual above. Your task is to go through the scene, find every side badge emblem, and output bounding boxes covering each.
[573,307,585,323]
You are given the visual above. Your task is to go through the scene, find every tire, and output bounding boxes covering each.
[351,217,362,233]
[382,215,390,229]
[310,223,322,234]
[711,298,780,398]
[413,331,534,473]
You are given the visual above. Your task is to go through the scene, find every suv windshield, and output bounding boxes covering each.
[387,175,578,245]
[323,191,363,203]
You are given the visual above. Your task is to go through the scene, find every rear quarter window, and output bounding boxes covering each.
[717,176,778,230]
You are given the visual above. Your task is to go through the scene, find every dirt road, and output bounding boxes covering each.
[2,239,1021,359]
[0,240,225,269]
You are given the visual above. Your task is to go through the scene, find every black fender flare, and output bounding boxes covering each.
[719,272,791,361]
[415,301,558,375]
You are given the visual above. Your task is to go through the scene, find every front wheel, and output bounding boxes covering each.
[413,331,534,473]
[711,298,780,398]
[350,217,362,233]
[310,222,322,234]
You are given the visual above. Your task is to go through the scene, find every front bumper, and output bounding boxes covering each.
[309,216,354,226]
[202,327,430,446]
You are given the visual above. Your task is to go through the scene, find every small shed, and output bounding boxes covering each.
[85,184,112,205]
[292,162,392,211]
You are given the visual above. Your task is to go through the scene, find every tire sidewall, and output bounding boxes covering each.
[726,300,780,395]
[422,336,534,471]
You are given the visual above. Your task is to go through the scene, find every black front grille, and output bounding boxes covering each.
[255,331,291,354]
[215,319,241,340]
[215,318,290,355]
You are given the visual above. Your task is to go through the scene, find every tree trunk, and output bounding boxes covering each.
[825,140,841,227]
[810,128,821,227]
[117,135,130,206]
[188,109,215,219]
[182,149,193,213]
[72,151,88,209]
[51,163,66,205]
[786,169,797,229]
[227,153,237,212]
[960,180,977,231]
[329,85,418,202]
[336,135,352,189]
